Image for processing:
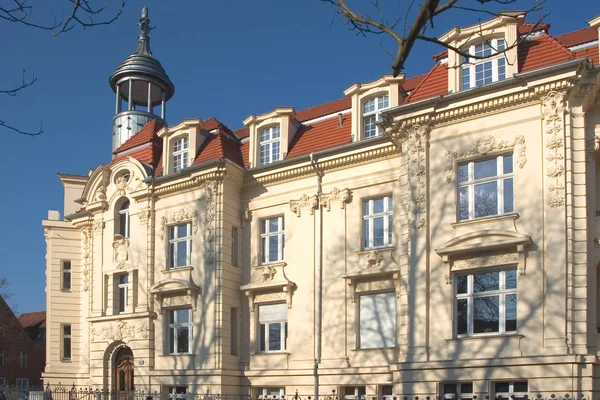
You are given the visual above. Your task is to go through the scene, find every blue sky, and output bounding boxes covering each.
[0,0,596,314]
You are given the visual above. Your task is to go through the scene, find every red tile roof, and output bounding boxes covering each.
[406,62,448,103]
[113,119,164,154]
[287,114,352,158]
[574,45,599,64]
[518,34,575,72]
[403,73,427,93]
[235,127,250,139]
[193,131,244,168]
[555,27,597,48]
[518,22,550,35]
[241,140,250,168]
[18,311,46,329]
[295,97,351,122]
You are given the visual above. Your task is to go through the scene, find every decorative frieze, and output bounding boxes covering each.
[444,134,527,183]
[356,280,395,293]
[541,91,566,208]
[452,252,520,271]
[162,295,193,308]
[159,208,199,240]
[405,124,430,230]
[320,187,352,211]
[81,227,92,292]
[254,292,286,303]
[137,209,151,226]
[289,194,318,217]
[91,321,148,343]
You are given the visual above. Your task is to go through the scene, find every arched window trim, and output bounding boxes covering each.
[116,197,131,238]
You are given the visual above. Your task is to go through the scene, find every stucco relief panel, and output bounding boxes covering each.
[541,91,566,208]
[90,321,149,343]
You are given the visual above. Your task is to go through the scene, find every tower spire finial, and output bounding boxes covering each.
[135,7,152,56]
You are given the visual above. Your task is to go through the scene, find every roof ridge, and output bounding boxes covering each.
[541,32,576,59]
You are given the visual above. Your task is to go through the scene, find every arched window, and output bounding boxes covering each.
[118,199,130,238]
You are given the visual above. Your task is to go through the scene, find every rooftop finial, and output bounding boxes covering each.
[135,7,152,56]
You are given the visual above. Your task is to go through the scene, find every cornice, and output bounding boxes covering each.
[153,171,224,198]
[243,144,400,187]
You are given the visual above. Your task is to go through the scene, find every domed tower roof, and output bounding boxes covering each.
[109,7,174,100]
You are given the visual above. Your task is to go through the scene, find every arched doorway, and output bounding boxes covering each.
[114,346,134,392]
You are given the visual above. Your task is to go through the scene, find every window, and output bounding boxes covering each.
[230,307,238,355]
[118,200,130,238]
[494,381,528,400]
[62,325,72,360]
[458,154,513,221]
[16,379,28,388]
[231,226,239,267]
[259,126,281,165]
[167,308,192,354]
[168,223,192,269]
[380,385,393,400]
[18,350,27,368]
[117,274,129,314]
[0,349,4,367]
[343,386,366,400]
[363,94,389,138]
[260,217,284,264]
[257,388,284,399]
[442,383,473,400]
[62,260,71,290]
[363,196,393,249]
[172,137,189,173]
[359,292,396,349]
[258,303,287,353]
[0,378,5,387]
[461,38,506,90]
[456,269,517,336]
[168,387,187,400]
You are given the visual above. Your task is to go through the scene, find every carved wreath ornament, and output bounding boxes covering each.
[159,208,199,240]
[444,134,527,183]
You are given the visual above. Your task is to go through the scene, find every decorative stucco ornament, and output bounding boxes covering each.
[113,234,130,269]
[366,250,384,269]
[159,208,199,240]
[320,187,352,211]
[289,194,318,217]
[94,186,107,202]
[91,321,148,343]
[541,91,566,208]
[262,265,277,282]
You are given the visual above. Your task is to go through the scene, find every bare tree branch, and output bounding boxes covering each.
[0,68,36,97]
[0,276,14,300]
[324,0,548,76]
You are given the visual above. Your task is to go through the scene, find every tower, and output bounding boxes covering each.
[109,7,175,151]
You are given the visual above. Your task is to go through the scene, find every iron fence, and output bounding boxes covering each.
[0,386,593,400]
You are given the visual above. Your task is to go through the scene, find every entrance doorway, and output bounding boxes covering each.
[114,346,134,392]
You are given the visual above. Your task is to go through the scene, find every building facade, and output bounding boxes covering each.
[42,8,600,399]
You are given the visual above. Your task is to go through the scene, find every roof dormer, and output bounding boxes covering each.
[157,119,208,175]
[244,108,299,168]
[343,75,404,143]
[440,12,525,93]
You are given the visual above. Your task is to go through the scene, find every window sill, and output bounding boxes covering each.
[445,333,525,359]
[160,353,194,357]
[61,359,72,363]
[162,266,194,274]
[352,346,396,351]
[452,212,519,229]
[253,351,290,356]
[253,261,287,270]
[446,333,523,342]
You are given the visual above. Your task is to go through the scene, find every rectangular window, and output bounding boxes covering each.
[117,273,129,314]
[458,154,513,221]
[0,378,5,387]
[258,303,287,353]
[257,388,284,399]
[231,226,239,267]
[230,307,238,355]
[168,223,192,269]
[359,292,396,348]
[62,260,72,290]
[381,385,393,400]
[443,383,473,400]
[168,387,187,400]
[456,269,517,337]
[172,137,189,173]
[363,94,389,138]
[62,324,72,360]
[0,349,4,367]
[259,126,281,165]
[16,379,28,388]
[363,196,393,249]
[167,308,192,354]
[343,386,366,400]
[461,39,506,90]
[494,381,528,400]
[260,217,284,264]
[18,350,27,368]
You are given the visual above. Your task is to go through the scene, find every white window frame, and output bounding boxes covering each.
[461,38,506,90]
[18,350,27,368]
[362,196,393,249]
[172,137,189,173]
[118,200,130,238]
[168,222,192,269]
[458,154,513,221]
[258,303,287,353]
[62,324,72,361]
[494,381,528,400]
[167,386,188,400]
[455,269,518,337]
[62,260,71,291]
[442,382,473,400]
[259,126,281,165]
[16,378,28,388]
[260,216,285,264]
[256,388,285,399]
[167,308,192,355]
[342,386,366,400]
[117,274,129,314]
[362,94,389,139]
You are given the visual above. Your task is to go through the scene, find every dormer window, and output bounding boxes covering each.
[363,94,389,139]
[172,137,189,173]
[461,39,506,90]
[259,126,280,165]
[117,199,130,238]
